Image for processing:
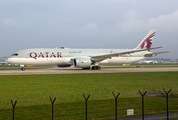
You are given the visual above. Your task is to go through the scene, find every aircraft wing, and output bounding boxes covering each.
[144,51,171,57]
[91,46,163,62]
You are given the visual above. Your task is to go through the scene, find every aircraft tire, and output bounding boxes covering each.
[21,67,25,71]
[97,66,101,70]
[92,66,101,70]
[92,66,95,70]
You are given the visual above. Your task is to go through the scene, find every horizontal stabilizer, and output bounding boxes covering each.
[144,51,171,57]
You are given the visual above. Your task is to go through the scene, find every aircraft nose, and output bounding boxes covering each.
[7,58,12,63]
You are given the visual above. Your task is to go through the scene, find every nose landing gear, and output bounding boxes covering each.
[21,67,25,71]
[20,65,25,71]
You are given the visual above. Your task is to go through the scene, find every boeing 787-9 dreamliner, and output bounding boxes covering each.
[7,29,170,71]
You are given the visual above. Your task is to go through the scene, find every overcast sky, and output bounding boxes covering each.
[0,0,178,58]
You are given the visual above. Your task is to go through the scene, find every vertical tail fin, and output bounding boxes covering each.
[135,29,156,51]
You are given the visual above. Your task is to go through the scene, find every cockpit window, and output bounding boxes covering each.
[12,53,18,56]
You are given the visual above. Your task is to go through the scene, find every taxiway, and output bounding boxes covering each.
[1,66,178,75]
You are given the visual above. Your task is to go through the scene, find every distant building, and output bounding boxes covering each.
[0,62,8,65]
[170,60,178,63]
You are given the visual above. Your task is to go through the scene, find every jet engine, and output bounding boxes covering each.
[73,57,92,68]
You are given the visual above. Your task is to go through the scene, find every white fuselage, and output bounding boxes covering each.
[7,48,152,65]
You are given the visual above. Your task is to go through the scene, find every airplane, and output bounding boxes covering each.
[7,29,170,71]
[140,60,158,64]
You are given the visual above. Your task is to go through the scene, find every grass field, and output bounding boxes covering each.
[0,72,178,119]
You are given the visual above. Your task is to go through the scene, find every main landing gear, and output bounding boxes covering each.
[92,66,101,70]
[82,66,101,70]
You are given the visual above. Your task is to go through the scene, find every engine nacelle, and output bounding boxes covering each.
[57,65,71,67]
[73,57,92,68]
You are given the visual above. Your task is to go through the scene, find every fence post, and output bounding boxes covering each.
[11,100,17,120]
[83,94,90,120]
[112,92,120,120]
[49,97,56,120]
[138,90,147,120]
[163,88,172,120]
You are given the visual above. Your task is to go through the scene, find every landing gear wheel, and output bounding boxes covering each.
[97,66,101,70]
[92,66,101,70]
[92,66,96,70]
[21,67,25,71]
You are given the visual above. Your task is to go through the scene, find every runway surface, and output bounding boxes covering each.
[1,66,178,75]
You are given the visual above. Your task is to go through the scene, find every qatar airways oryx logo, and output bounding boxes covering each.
[29,52,62,59]
[140,32,155,51]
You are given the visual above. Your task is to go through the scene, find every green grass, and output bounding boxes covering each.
[0,72,178,119]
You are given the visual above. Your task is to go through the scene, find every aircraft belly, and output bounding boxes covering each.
[18,58,66,65]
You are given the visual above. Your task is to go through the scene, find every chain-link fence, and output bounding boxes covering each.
[0,89,178,120]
